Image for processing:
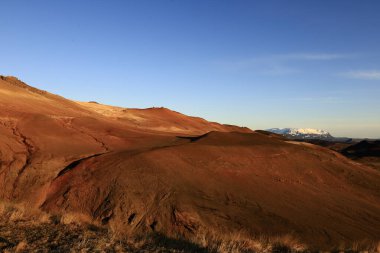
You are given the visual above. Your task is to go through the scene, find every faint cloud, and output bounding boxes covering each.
[340,70,380,80]
[276,53,349,61]
[289,96,345,104]
[216,53,350,76]
[255,64,298,75]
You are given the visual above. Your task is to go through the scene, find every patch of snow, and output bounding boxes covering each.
[266,128,331,138]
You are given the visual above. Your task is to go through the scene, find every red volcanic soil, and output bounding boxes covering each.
[0,76,380,249]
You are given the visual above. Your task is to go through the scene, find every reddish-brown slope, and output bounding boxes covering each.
[0,76,379,249]
[0,76,248,202]
[76,101,252,135]
[41,132,380,248]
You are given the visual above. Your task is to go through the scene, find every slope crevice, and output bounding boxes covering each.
[55,153,106,179]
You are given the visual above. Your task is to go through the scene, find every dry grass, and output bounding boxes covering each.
[333,240,380,253]
[0,202,379,252]
[186,230,307,253]
[0,201,50,223]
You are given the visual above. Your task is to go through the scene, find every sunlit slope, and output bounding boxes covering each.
[0,76,379,249]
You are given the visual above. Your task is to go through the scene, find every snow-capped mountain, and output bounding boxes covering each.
[267,128,333,140]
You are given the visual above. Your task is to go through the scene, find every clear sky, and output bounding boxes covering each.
[1,1,379,138]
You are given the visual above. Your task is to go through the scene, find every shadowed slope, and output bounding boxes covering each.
[342,140,380,158]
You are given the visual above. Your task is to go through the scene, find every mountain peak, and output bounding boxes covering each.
[266,128,333,140]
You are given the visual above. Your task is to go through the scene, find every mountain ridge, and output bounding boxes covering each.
[0,76,379,250]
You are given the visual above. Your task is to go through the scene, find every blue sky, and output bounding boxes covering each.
[0,1,379,138]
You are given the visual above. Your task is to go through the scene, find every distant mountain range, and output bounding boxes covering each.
[267,128,334,140]
[266,128,358,142]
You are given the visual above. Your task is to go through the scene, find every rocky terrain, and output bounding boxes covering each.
[0,76,380,252]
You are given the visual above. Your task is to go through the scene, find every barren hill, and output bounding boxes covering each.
[0,76,379,250]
